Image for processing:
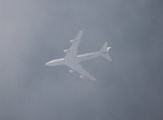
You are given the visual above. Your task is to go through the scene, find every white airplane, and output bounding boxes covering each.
[45,31,112,80]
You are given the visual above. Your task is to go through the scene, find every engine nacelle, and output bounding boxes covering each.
[69,70,74,73]
[79,75,84,79]
[63,49,70,53]
[70,39,77,43]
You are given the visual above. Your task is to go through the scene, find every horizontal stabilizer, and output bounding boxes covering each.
[100,42,108,53]
[101,53,112,61]
[100,42,112,61]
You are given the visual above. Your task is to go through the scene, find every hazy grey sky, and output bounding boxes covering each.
[1,0,163,120]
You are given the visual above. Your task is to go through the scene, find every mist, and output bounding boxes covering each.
[0,0,163,120]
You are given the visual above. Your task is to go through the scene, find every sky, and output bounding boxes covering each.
[0,0,163,120]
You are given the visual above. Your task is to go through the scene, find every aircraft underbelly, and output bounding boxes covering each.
[77,52,100,62]
[46,59,65,66]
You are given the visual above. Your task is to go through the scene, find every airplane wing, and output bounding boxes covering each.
[67,62,96,81]
[64,30,83,59]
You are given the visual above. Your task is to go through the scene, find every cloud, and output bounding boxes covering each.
[0,0,163,120]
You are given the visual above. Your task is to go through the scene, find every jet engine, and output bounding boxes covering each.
[79,75,84,79]
[69,70,74,73]
[70,39,77,43]
[63,49,70,53]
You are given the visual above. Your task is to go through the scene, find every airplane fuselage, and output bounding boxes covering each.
[45,51,101,66]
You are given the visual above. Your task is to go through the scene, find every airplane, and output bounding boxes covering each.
[45,30,112,80]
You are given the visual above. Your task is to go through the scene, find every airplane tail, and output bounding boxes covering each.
[100,42,112,61]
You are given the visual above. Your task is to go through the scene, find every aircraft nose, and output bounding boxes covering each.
[45,62,50,66]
